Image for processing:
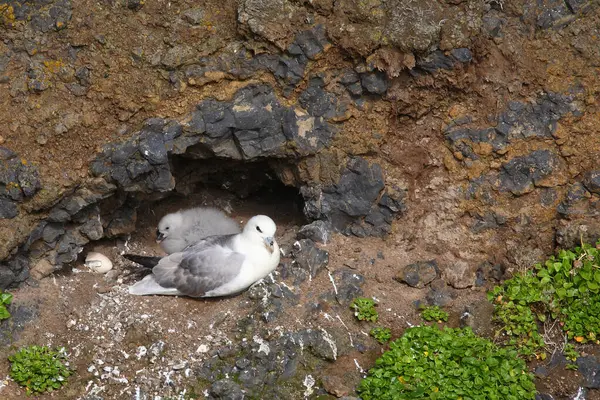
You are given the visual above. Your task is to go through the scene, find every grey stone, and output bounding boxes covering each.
[111,141,138,165]
[556,221,600,250]
[273,54,307,91]
[0,304,38,346]
[306,329,338,361]
[138,132,167,165]
[0,147,16,161]
[127,159,153,179]
[235,358,250,369]
[339,70,359,85]
[293,25,328,60]
[79,218,104,241]
[234,128,286,159]
[482,13,504,37]
[535,0,572,29]
[298,77,338,118]
[443,259,476,289]
[0,267,16,290]
[459,301,495,337]
[55,231,88,264]
[360,71,388,95]
[577,356,600,388]
[17,162,41,197]
[282,108,335,155]
[75,66,91,86]
[209,379,244,400]
[475,262,505,285]
[0,198,18,219]
[182,8,205,25]
[297,220,332,244]
[566,0,592,12]
[292,239,328,278]
[305,157,385,231]
[145,166,174,192]
[346,81,363,96]
[198,99,236,139]
[396,260,439,288]
[450,48,472,63]
[184,110,206,135]
[583,170,600,195]
[426,280,455,306]
[47,207,70,223]
[446,92,578,158]
[43,223,65,243]
[279,262,310,286]
[416,50,455,73]
[333,269,365,305]
[106,207,137,237]
[237,365,267,388]
[497,150,565,195]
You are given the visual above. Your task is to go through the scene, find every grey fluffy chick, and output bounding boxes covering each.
[156,207,241,254]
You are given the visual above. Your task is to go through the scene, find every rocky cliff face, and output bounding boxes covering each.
[0,0,599,291]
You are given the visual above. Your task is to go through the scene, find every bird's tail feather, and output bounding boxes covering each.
[122,254,162,268]
[128,275,181,296]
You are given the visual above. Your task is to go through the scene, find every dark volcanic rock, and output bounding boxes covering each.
[415,48,472,73]
[308,157,384,227]
[556,221,600,250]
[268,25,329,94]
[208,379,244,400]
[298,77,339,118]
[297,220,332,244]
[0,148,41,207]
[426,279,456,306]
[0,303,38,346]
[446,92,579,158]
[303,157,405,236]
[0,198,18,219]
[292,239,329,278]
[497,150,566,195]
[9,0,73,32]
[90,83,336,194]
[577,356,600,388]
[583,170,600,195]
[360,71,388,95]
[395,260,439,288]
[332,269,365,305]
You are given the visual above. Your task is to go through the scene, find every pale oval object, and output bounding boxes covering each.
[85,252,113,274]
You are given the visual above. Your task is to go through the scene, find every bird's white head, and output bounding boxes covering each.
[156,212,184,242]
[243,215,277,252]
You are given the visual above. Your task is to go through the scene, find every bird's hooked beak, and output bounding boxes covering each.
[264,236,275,253]
[156,229,165,242]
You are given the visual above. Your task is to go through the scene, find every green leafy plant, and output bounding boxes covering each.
[563,342,580,370]
[8,345,72,395]
[488,240,600,358]
[358,325,536,400]
[350,297,378,322]
[420,305,448,322]
[0,290,12,321]
[370,327,391,344]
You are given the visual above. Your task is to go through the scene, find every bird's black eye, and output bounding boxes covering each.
[256,226,262,233]
[165,227,169,230]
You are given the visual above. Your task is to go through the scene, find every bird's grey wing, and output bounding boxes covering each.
[152,239,245,297]
[179,233,236,252]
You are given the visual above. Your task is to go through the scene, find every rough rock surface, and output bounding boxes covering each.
[0,0,600,398]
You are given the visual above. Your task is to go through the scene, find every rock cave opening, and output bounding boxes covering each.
[75,155,308,274]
